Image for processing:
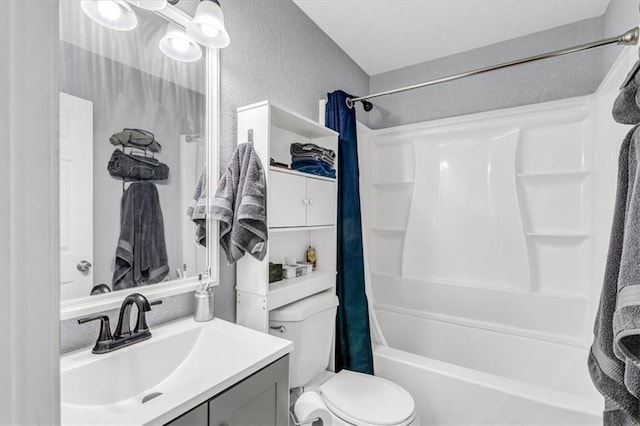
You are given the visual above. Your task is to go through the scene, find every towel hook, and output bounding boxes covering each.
[247,129,254,144]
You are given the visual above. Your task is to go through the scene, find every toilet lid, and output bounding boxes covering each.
[320,370,416,426]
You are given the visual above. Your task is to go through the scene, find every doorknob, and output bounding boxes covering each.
[77,260,92,273]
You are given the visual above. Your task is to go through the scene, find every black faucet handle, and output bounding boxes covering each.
[77,314,113,344]
[134,299,162,334]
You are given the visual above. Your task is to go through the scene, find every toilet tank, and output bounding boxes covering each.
[269,290,338,388]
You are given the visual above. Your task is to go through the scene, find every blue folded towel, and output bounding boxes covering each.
[291,159,336,178]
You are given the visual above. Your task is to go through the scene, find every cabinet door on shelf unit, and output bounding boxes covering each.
[306,178,336,226]
[268,171,307,228]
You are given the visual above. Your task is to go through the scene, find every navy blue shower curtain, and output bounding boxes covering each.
[326,90,374,375]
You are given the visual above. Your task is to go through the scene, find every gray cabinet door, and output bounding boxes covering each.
[166,403,208,426]
[208,356,289,426]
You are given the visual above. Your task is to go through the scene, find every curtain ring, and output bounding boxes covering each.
[345,97,354,109]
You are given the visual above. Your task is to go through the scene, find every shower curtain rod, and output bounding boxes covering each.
[346,27,640,109]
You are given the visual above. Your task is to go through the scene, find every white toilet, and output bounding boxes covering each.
[269,290,419,426]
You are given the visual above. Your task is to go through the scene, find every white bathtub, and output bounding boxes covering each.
[373,308,602,425]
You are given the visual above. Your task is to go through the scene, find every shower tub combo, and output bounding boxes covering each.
[357,48,637,425]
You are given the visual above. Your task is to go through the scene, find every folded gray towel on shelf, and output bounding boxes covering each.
[590,125,640,423]
[112,181,169,290]
[107,149,170,181]
[186,167,208,246]
[291,151,335,165]
[290,142,335,164]
[110,128,162,153]
[211,142,267,265]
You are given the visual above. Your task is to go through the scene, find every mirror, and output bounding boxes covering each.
[59,1,211,302]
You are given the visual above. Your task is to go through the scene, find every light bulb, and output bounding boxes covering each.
[200,23,219,38]
[97,0,122,20]
[171,37,190,53]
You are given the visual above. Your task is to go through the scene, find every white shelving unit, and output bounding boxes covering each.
[270,225,335,234]
[269,166,335,182]
[235,100,339,333]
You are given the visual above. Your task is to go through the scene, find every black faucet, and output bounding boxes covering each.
[77,293,162,354]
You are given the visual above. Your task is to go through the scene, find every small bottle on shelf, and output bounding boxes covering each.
[306,244,317,271]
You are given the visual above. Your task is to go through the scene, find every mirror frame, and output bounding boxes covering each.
[60,4,219,321]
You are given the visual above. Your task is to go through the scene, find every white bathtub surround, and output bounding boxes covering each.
[358,46,640,424]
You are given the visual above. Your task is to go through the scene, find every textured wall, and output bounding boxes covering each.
[60,293,195,353]
[368,16,605,129]
[602,0,638,76]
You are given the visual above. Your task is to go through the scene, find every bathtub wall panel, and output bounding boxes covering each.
[361,97,600,347]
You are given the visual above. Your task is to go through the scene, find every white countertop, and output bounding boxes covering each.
[61,317,293,425]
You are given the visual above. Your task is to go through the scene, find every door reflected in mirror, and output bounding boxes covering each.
[59,1,208,301]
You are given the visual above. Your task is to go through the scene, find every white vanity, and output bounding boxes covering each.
[61,318,292,425]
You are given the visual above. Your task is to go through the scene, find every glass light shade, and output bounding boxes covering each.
[187,0,230,48]
[159,23,203,62]
[126,0,167,11]
[80,0,138,31]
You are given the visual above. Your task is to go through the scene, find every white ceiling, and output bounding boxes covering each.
[293,0,611,75]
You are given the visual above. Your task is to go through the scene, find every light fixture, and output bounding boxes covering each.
[80,0,138,31]
[187,0,230,48]
[126,0,167,11]
[159,23,203,62]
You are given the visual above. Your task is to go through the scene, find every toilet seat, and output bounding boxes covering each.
[319,370,417,426]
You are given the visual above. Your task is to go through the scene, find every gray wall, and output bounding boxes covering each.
[60,292,195,353]
[368,16,607,128]
[603,0,638,76]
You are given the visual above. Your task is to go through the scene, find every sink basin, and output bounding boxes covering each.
[62,325,201,406]
[60,318,292,425]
